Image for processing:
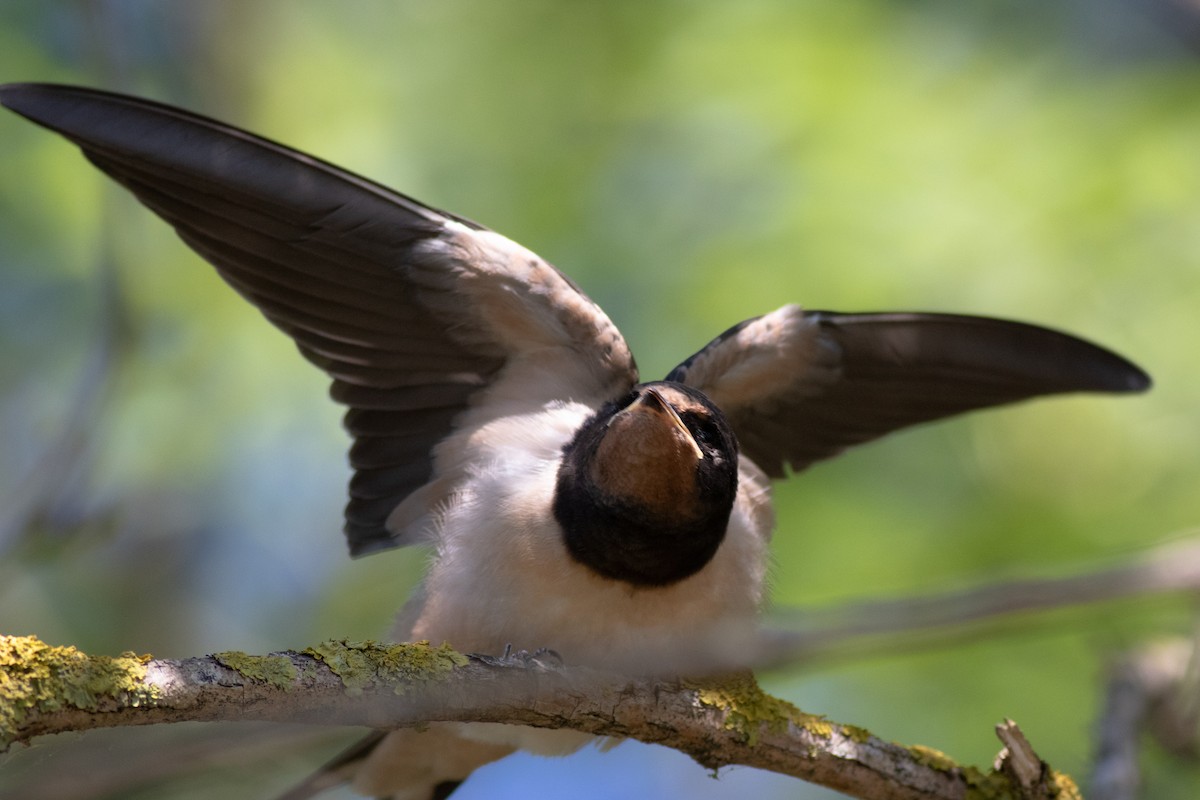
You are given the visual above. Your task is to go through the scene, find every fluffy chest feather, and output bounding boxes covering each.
[395,403,772,674]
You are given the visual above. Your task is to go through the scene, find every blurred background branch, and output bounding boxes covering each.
[766,532,1200,667]
[1091,635,1200,800]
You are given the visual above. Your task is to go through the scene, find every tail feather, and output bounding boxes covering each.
[274,731,386,800]
[276,727,514,800]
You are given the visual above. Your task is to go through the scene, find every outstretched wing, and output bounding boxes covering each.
[0,83,638,555]
[666,304,1149,477]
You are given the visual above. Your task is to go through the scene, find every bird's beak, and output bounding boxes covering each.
[629,388,704,460]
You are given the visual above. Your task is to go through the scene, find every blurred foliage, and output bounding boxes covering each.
[0,1,1198,798]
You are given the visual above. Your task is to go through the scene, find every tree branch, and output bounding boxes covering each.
[765,532,1200,666]
[0,635,1074,800]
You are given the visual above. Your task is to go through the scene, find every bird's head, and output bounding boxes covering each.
[553,382,739,587]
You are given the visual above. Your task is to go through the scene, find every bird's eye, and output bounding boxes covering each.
[683,411,719,448]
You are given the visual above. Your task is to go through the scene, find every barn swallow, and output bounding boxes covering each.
[0,83,1150,799]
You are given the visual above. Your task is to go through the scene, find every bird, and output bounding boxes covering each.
[0,83,1150,799]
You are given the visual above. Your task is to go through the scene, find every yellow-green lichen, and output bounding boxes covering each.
[959,753,1081,799]
[840,723,872,744]
[960,764,1083,800]
[909,743,960,772]
[920,751,1022,800]
[213,651,298,690]
[0,634,158,748]
[1048,770,1083,800]
[685,672,813,746]
[914,742,1047,800]
[962,766,1008,800]
[303,639,468,697]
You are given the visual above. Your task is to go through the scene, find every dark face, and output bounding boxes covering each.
[553,382,740,587]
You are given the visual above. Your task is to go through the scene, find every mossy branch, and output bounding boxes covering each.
[1,635,1075,800]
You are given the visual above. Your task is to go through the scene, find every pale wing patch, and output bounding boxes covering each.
[683,305,840,413]
[374,224,637,545]
[411,222,636,399]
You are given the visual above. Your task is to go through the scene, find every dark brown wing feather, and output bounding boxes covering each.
[668,307,1149,477]
[0,82,637,555]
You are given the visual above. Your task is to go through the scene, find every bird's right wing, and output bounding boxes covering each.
[0,83,639,555]
[667,304,1149,478]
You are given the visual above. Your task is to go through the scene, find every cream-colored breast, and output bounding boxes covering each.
[396,404,773,675]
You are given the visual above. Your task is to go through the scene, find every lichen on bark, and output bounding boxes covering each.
[0,634,157,751]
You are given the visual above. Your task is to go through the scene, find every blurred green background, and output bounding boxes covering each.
[1,1,1198,798]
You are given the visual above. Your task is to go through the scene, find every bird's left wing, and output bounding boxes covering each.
[0,83,638,555]
[666,304,1149,478]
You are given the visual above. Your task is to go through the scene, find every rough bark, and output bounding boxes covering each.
[0,635,1078,800]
